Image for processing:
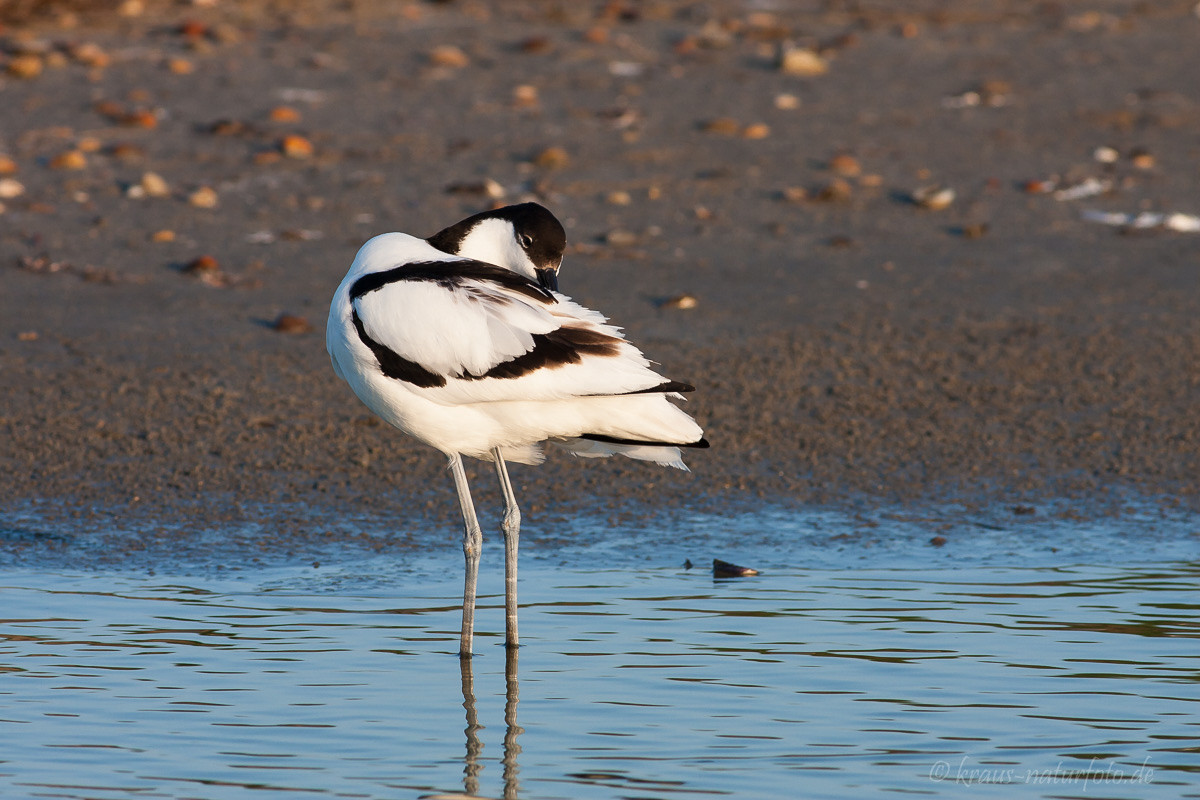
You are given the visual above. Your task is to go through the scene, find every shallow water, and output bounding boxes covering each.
[2,506,1198,800]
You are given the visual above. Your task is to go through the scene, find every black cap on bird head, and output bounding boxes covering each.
[428,202,566,292]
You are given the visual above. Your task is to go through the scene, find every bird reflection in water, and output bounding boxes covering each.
[452,648,523,800]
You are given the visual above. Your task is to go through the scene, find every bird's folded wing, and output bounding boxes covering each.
[351,265,673,405]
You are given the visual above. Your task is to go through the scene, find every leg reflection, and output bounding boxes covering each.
[503,647,523,800]
[455,652,523,800]
[460,657,483,797]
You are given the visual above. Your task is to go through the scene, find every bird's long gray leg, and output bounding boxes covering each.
[449,453,483,658]
[492,447,521,649]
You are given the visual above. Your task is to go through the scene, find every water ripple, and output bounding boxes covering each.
[1,555,1198,799]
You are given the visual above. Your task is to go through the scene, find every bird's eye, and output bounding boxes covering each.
[519,233,533,248]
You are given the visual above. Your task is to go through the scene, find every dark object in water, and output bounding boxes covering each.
[929,536,948,547]
[713,559,759,577]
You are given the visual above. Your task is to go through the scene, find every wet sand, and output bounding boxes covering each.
[2,1,1198,547]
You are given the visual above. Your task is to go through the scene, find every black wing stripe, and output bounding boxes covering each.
[351,309,446,388]
[621,380,696,395]
[349,260,555,304]
[580,433,710,449]
[461,326,622,381]
[352,313,623,387]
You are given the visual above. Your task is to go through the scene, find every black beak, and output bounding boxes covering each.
[535,268,559,293]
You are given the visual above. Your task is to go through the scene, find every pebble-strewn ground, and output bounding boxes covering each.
[2,1,1198,553]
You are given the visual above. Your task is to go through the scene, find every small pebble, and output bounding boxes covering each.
[124,109,158,128]
[150,229,175,242]
[673,36,699,55]
[695,19,734,49]
[69,42,110,68]
[280,228,324,241]
[774,93,801,110]
[533,146,569,169]
[519,36,553,54]
[780,186,808,203]
[108,143,145,161]
[701,117,741,136]
[582,26,609,44]
[741,123,771,139]
[1129,148,1155,169]
[208,119,248,136]
[167,57,194,75]
[50,150,87,170]
[605,229,638,247]
[1052,177,1111,201]
[0,178,25,199]
[269,105,302,122]
[429,45,470,68]
[977,80,1012,104]
[608,61,643,78]
[815,178,853,202]
[929,536,947,547]
[280,134,314,158]
[606,190,632,206]
[828,153,861,176]
[210,23,242,45]
[183,255,220,273]
[512,84,539,108]
[1093,145,1119,164]
[911,184,955,210]
[713,559,759,577]
[178,19,208,39]
[7,54,44,79]
[17,331,39,341]
[94,99,124,120]
[0,155,17,174]
[140,172,170,197]
[189,186,219,208]
[445,178,505,200]
[661,293,697,310]
[778,46,827,76]
[271,314,313,334]
[1022,178,1056,194]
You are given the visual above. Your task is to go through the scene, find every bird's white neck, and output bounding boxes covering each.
[455,219,537,280]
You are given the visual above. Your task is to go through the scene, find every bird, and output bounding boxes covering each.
[326,202,707,657]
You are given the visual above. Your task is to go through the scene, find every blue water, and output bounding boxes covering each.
[1,505,1198,800]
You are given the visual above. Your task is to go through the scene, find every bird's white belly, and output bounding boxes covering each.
[330,347,489,455]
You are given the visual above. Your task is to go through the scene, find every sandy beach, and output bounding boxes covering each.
[2,0,1198,550]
